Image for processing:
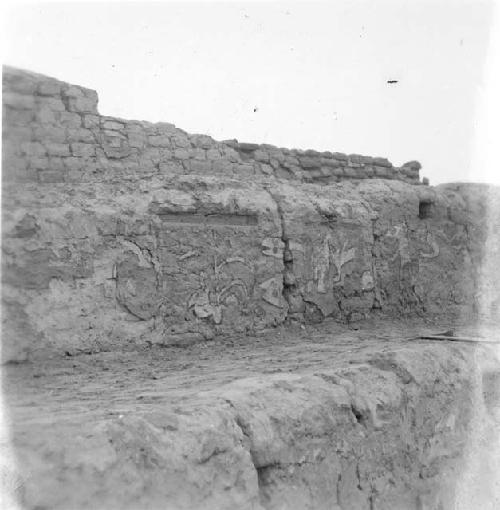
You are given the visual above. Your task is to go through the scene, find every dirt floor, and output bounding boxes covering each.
[2,317,500,510]
[2,317,479,421]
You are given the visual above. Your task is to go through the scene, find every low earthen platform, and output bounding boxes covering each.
[2,318,499,510]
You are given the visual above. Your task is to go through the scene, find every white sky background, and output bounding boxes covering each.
[1,0,498,185]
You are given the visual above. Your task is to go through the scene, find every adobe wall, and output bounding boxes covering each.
[2,66,422,186]
[1,66,495,360]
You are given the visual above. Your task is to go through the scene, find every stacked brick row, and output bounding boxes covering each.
[225,140,422,184]
[3,66,422,185]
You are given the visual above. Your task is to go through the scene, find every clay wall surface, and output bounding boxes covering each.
[1,66,496,360]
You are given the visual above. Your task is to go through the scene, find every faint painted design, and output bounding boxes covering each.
[441,225,467,249]
[178,250,198,260]
[330,240,356,285]
[387,224,416,288]
[288,240,305,253]
[420,232,439,259]
[187,255,251,324]
[313,235,356,291]
[361,271,375,290]
[388,225,412,267]
[305,234,357,293]
[314,235,332,293]
[261,238,284,259]
[259,277,283,307]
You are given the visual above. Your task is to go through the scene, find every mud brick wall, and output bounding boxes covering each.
[2,66,495,361]
[2,66,421,186]
[226,141,422,184]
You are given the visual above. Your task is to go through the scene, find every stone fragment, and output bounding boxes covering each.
[67,95,98,114]
[332,152,348,161]
[300,157,321,169]
[363,166,375,177]
[1,158,31,182]
[102,120,124,131]
[373,157,392,168]
[59,112,82,128]
[5,107,34,125]
[28,157,49,170]
[206,149,221,160]
[83,115,100,128]
[63,85,85,97]
[36,97,66,112]
[66,128,95,143]
[4,126,32,143]
[45,142,70,157]
[173,148,190,160]
[155,122,177,135]
[321,158,341,168]
[191,135,214,149]
[38,170,66,183]
[148,135,171,148]
[359,155,374,164]
[222,138,238,148]
[187,148,204,160]
[63,157,84,171]
[33,127,66,143]
[71,143,96,158]
[254,150,270,163]
[233,163,255,175]
[237,142,259,152]
[172,135,191,148]
[3,71,37,94]
[270,158,280,170]
[37,80,62,96]
[305,149,321,157]
[348,154,364,164]
[35,107,55,124]
[308,169,323,178]
[259,164,274,176]
[374,166,390,178]
[21,142,46,157]
[128,133,146,149]
[212,160,233,173]
[3,92,35,109]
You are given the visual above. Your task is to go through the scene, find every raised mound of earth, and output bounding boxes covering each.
[3,318,500,509]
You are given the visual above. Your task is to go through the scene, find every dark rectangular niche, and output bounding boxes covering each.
[419,200,434,219]
[157,211,258,227]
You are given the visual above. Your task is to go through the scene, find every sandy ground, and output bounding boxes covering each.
[2,317,500,510]
[3,316,497,427]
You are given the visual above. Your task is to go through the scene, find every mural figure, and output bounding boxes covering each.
[314,235,332,293]
[420,232,439,259]
[187,253,252,324]
[313,234,356,292]
[259,277,283,307]
[261,238,284,259]
[330,239,356,285]
[388,224,417,288]
[441,225,467,249]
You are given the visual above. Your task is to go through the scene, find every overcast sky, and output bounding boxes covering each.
[2,1,498,184]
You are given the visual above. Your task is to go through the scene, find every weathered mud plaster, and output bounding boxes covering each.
[4,330,499,510]
[2,66,499,360]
